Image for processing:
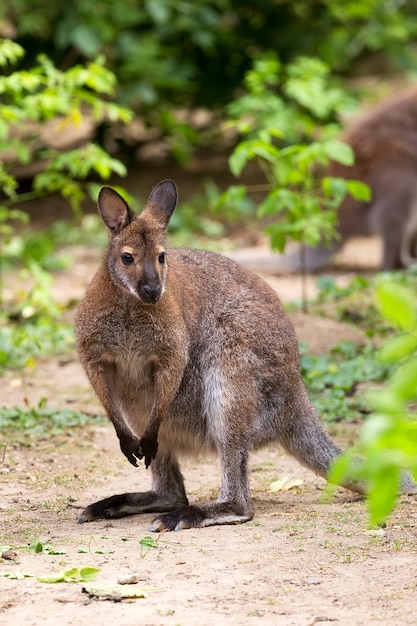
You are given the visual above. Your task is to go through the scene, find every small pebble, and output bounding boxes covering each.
[1,550,18,561]
[304,577,321,585]
[365,529,385,537]
[117,573,140,585]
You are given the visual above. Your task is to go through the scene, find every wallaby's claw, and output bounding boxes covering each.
[139,435,158,469]
[119,434,143,467]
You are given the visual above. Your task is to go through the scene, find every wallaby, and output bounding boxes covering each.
[284,85,417,272]
[75,180,415,531]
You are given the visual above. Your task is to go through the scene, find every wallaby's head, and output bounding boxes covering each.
[98,179,178,305]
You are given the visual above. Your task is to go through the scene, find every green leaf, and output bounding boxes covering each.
[38,571,73,584]
[328,449,357,486]
[79,567,100,582]
[139,536,158,549]
[0,40,24,67]
[321,176,347,202]
[346,179,372,202]
[368,463,400,526]
[324,140,354,166]
[379,334,417,363]
[29,537,43,553]
[375,282,417,330]
[38,566,99,584]
[229,145,250,176]
[390,357,417,402]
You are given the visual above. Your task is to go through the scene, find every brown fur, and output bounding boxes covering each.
[75,180,415,531]
[290,85,417,271]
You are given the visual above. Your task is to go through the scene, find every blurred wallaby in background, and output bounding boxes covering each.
[75,180,415,532]
[285,85,417,271]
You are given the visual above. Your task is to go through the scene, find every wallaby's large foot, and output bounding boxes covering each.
[149,502,254,532]
[77,491,188,523]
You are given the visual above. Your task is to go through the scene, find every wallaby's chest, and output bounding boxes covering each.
[82,305,164,369]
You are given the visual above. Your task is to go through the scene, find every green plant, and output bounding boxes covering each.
[29,536,66,555]
[4,0,417,113]
[330,280,417,525]
[222,54,370,308]
[0,38,131,311]
[301,341,392,422]
[0,39,131,213]
[78,536,114,554]
[139,535,159,558]
[0,316,73,374]
[0,38,133,378]
[0,402,103,442]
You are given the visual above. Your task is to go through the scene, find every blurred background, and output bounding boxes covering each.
[2,0,417,235]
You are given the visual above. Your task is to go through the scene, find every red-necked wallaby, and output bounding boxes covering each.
[287,85,417,271]
[76,180,415,531]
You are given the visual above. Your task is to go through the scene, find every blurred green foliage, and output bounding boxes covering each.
[224,54,371,254]
[2,0,417,114]
[0,38,132,374]
[331,279,417,526]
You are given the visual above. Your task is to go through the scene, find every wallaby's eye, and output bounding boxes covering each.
[121,252,134,266]
[158,252,166,264]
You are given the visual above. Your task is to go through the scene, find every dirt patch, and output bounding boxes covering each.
[1,237,417,626]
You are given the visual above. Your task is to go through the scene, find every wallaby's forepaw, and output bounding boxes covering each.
[139,434,158,469]
[119,434,143,467]
[149,505,205,532]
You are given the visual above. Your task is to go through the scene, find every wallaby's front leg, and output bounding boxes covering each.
[88,362,143,466]
[140,364,184,468]
[139,412,160,469]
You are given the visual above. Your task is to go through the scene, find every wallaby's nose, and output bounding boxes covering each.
[141,284,162,304]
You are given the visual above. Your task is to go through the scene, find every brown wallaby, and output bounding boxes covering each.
[75,180,415,531]
[285,84,417,272]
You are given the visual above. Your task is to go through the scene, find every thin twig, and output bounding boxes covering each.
[1,441,7,465]
[299,235,308,313]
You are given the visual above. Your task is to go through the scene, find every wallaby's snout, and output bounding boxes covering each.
[138,259,164,304]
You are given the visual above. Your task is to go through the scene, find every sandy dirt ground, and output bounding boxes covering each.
[1,236,417,626]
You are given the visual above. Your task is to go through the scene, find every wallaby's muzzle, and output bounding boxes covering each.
[139,283,162,305]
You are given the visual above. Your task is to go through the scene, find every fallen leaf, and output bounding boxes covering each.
[270,476,304,492]
[82,584,162,600]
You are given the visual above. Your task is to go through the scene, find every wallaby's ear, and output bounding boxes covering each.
[144,180,178,226]
[98,187,134,233]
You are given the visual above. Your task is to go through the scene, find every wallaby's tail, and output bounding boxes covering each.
[282,396,417,496]
[281,397,365,495]
[400,198,417,267]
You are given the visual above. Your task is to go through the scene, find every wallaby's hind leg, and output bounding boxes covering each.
[150,443,254,531]
[77,451,188,523]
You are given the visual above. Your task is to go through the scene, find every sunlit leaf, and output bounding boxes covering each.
[379,334,417,363]
[368,464,400,526]
[270,476,304,492]
[375,282,416,330]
